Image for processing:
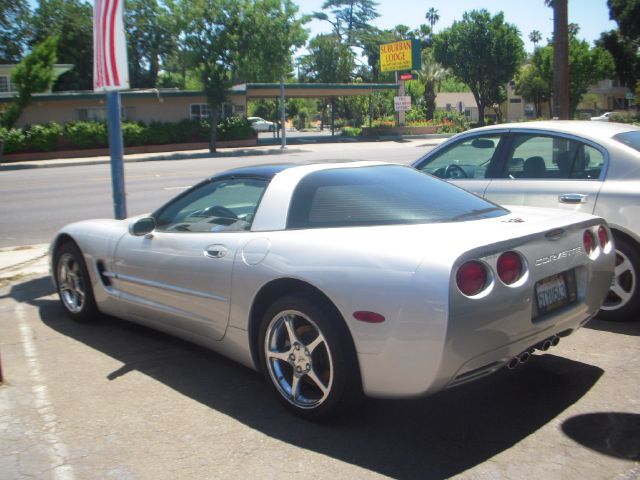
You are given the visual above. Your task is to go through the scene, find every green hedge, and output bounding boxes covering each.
[0,117,257,154]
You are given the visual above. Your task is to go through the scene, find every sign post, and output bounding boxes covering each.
[380,39,421,127]
[94,0,129,219]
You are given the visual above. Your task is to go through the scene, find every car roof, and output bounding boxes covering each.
[210,164,295,180]
[465,120,640,141]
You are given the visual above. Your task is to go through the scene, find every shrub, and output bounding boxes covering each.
[341,127,362,137]
[25,122,64,151]
[64,121,109,149]
[0,127,27,153]
[121,122,146,147]
[216,116,256,141]
[610,112,639,124]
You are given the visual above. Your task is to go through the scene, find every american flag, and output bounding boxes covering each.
[93,0,129,91]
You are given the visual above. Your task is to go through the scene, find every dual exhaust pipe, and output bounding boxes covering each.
[507,335,560,370]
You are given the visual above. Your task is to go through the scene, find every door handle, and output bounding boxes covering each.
[559,193,588,204]
[204,245,227,258]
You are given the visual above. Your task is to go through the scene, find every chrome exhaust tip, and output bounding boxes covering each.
[519,351,531,364]
[507,357,520,370]
[551,335,560,347]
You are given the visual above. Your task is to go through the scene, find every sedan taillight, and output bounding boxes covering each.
[456,261,487,296]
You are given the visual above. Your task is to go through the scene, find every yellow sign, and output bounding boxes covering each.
[380,40,413,73]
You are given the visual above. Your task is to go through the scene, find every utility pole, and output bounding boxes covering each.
[552,0,569,119]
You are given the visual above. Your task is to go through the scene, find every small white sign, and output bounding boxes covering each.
[394,96,412,111]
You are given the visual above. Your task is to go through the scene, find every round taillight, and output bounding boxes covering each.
[456,261,487,296]
[598,225,608,248]
[583,230,595,254]
[497,251,523,285]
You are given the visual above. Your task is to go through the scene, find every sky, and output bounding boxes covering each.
[294,0,617,54]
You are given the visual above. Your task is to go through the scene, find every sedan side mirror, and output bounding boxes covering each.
[129,217,156,236]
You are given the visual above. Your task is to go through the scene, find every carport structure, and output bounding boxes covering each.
[227,82,400,135]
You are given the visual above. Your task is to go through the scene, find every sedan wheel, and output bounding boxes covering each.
[259,294,362,419]
[599,237,640,321]
[55,242,98,322]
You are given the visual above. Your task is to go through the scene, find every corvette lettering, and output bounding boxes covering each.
[535,246,584,266]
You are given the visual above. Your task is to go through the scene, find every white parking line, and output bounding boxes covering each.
[17,304,75,480]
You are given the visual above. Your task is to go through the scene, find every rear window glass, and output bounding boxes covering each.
[613,131,640,152]
[287,165,508,229]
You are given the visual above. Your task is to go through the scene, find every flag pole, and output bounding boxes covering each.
[106,91,127,219]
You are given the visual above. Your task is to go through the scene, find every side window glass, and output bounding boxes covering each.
[416,134,502,179]
[571,144,604,179]
[155,178,267,233]
[506,134,579,179]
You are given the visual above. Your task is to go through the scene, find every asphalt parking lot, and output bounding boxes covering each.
[1,250,639,480]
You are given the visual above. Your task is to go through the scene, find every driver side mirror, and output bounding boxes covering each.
[129,217,156,236]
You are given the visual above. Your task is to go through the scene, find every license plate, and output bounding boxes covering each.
[534,270,577,317]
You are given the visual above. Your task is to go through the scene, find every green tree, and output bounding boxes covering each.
[234,0,308,82]
[30,0,93,91]
[515,60,551,117]
[313,0,379,46]
[0,0,31,63]
[1,36,58,160]
[597,29,639,90]
[529,29,542,49]
[425,7,440,31]
[433,9,525,126]
[566,37,615,115]
[299,34,355,83]
[414,49,447,120]
[125,0,176,88]
[607,0,640,43]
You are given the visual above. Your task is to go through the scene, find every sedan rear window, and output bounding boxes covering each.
[287,165,508,229]
[613,131,640,152]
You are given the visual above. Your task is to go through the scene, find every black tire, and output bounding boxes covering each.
[54,242,98,323]
[598,236,640,322]
[258,293,363,420]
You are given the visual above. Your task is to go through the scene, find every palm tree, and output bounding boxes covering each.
[529,30,542,49]
[415,50,447,121]
[425,7,440,32]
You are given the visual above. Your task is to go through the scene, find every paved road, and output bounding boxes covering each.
[0,139,437,248]
[1,272,639,479]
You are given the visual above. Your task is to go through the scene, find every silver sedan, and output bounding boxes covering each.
[51,162,614,419]
[414,121,640,322]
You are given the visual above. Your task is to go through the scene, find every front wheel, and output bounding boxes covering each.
[258,294,362,420]
[54,242,98,322]
[599,236,640,322]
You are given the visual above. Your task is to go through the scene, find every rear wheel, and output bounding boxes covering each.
[258,294,362,420]
[54,242,98,322]
[599,236,640,322]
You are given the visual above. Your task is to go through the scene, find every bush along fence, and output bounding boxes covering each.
[0,117,257,159]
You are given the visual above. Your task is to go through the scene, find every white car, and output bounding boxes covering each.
[248,116,276,132]
[413,121,640,321]
[590,112,614,122]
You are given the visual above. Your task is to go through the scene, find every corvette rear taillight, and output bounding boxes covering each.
[456,261,487,296]
[497,251,523,285]
[583,230,595,254]
[598,225,608,248]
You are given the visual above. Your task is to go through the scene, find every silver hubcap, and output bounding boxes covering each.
[57,253,86,314]
[264,310,333,409]
[601,248,636,311]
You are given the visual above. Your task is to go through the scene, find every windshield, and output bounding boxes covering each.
[287,165,509,229]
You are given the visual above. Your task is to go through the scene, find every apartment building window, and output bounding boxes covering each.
[76,106,135,121]
[0,75,13,93]
[190,104,211,120]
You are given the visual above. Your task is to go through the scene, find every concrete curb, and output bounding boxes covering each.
[0,244,50,287]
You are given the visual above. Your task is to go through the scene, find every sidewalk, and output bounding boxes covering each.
[0,133,450,171]
[0,244,50,288]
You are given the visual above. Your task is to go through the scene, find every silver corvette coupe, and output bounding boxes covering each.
[51,162,614,419]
